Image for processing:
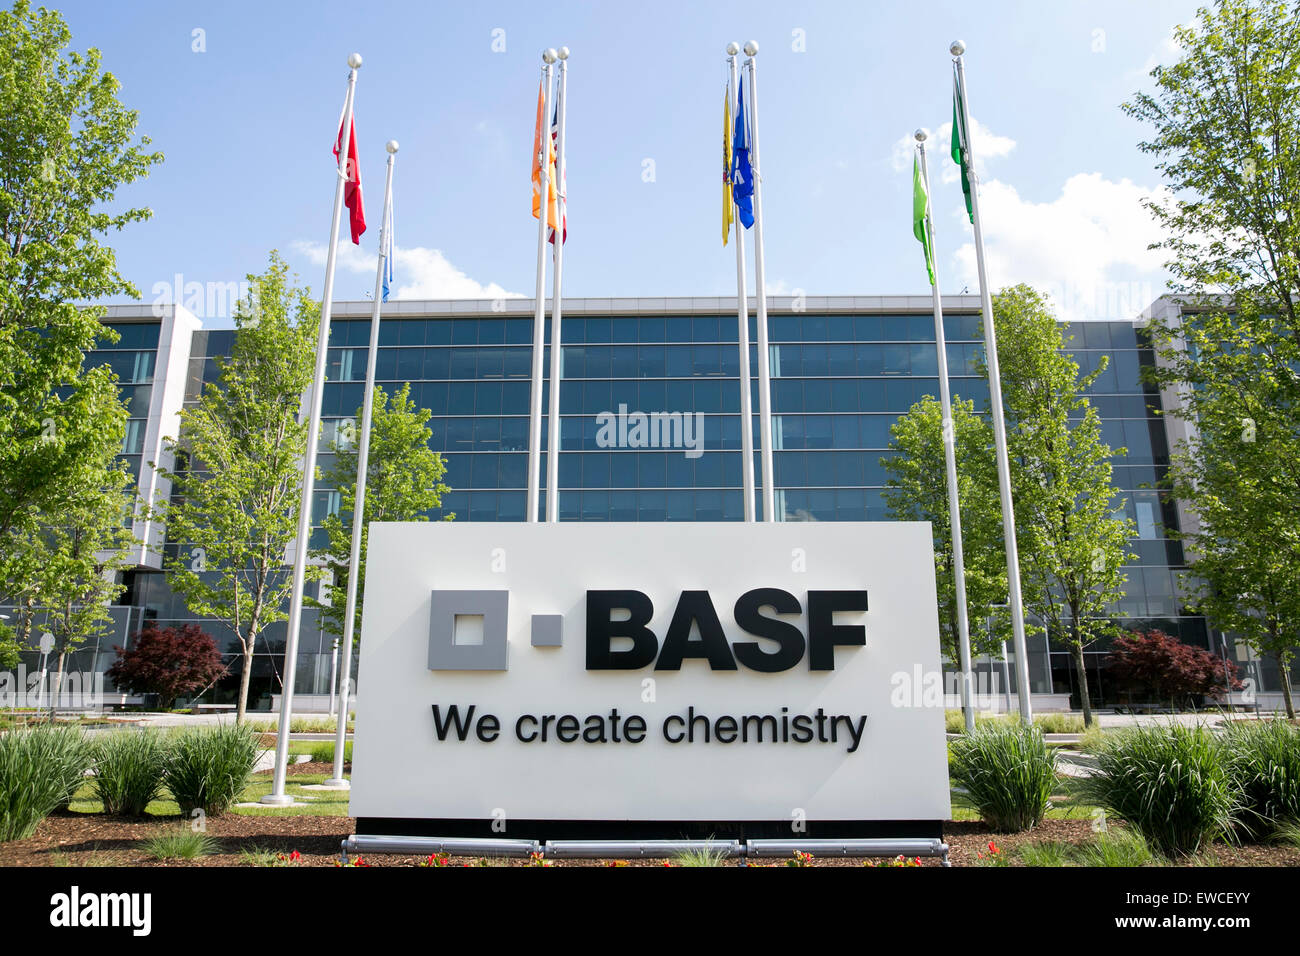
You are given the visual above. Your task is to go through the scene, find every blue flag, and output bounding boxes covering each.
[731,80,754,229]
[381,204,394,302]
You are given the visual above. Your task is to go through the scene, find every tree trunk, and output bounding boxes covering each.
[1277,651,1296,720]
[1071,631,1094,727]
[50,648,67,721]
[235,641,254,725]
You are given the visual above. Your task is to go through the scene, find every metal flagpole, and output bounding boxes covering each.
[322,140,398,789]
[527,49,557,523]
[545,47,569,522]
[951,40,1033,722]
[263,52,362,804]
[917,130,976,733]
[743,41,776,522]
[727,43,756,522]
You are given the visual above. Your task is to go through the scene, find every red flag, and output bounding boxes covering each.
[333,115,366,244]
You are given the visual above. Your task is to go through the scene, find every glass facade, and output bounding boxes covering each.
[29,302,1288,709]
[311,310,1197,708]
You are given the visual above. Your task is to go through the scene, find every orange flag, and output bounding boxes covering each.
[531,79,560,229]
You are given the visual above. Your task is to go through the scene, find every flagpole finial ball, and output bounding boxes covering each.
[542,48,558,64]
[347,53,363,69]
[557,47,569,60]
[386,140,399,154]
[949,40,966,56]
[725,42,740,56]
[743,40,759,56]
[914,128,929,143]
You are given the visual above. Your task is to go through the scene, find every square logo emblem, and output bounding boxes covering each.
[427,590,509,671]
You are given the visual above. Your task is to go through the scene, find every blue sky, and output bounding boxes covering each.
[57,0,1201,324]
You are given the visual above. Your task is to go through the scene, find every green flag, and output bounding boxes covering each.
[951,71,974,224]
[913,154,935,286]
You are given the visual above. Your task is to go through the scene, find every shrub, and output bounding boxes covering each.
[106,624,228,711]
[945,711,1082,735]
[1017,840,1073,867]
[249,716,354,734]
[1104,630,1240,709]
[948,721,1057,831]
[308,740,353,764]
[1034,713,1085,734]
[141,829,219,860]
[164,724,260,816]
[670,844,730,867]
[1080,724,1235,856]
[1077,723,1122,754]
[0,724,93,840]
[1074,827,1159,867]
[1221,719,1300,840]
[93,730,171,815]
[1274,820,1300,849]
[50,726,96,811]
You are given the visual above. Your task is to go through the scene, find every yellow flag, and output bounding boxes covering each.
[723,86,734,246]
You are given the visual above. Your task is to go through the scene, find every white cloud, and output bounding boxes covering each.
[1131,30,1183,81]
[890,116,1015,183]
[950,173,1171,323]
[291,240,522,300]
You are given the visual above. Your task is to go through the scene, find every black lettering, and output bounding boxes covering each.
[741,713,778,743]
[663,715,685,743]
[792,713,814,742]
[556,714,580,742]
[586,590,658,669]
[687,705,711,742]
[715,714,738,743]
[475,713,500,742]
[807,590,868,670]
[515,714,538,742]
[582,714,607,743]
[624,715,647,743]
[732,588,805,672]
[431,704,476,741]
[655,591,737,670]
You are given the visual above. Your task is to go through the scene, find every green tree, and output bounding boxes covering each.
[1125,0,1300,713]
[1123,0,1300,320]
[882,395,1011,679]
[1162,304,1300,717]
[34,439,136,713]
[0,0,161,626]
[151,253,318,723]
[312,382,451,644]
[991,286,1136,727]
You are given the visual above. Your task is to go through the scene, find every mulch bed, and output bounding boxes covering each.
[3,814,1297,867]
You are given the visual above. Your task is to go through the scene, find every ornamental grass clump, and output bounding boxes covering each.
[948,721,1057,832]
[1221,718,1300,841]
[164,724,260,817]
[93,730,171,816]
[1080,724,1234,857]
[0,724,93,841]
